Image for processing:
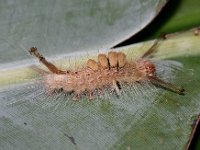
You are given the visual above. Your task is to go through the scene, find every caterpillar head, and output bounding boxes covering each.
[137,59,156,77]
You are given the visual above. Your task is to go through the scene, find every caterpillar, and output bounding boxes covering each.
[28,42,185,101]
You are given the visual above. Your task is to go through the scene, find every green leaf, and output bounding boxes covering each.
[1,27,200,150]
[1,0,200,150]
[133,0,200,40]
[154,0,200,35]
[0,0,167,64]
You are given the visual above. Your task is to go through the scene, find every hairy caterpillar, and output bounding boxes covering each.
[28,42,185,100]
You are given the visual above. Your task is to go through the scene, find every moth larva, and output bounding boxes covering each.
[28,43,185,101]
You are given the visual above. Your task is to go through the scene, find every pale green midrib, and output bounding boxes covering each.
[0,27,200,87]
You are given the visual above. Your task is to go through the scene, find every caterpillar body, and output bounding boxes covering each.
[29,44,185,100]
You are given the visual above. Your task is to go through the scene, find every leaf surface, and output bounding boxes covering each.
[0,0,167,64]
[0,27,200,150]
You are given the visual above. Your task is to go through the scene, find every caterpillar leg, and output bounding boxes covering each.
[148,76,185,95]
[97,88,104,97]
[112,80,121,96]
[87,91,94,101]
[29,47,66,74]
[73,93,81,101]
